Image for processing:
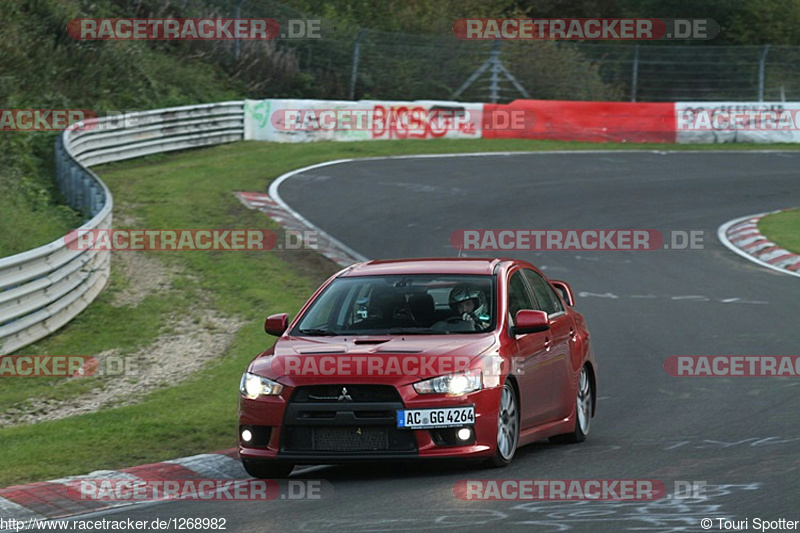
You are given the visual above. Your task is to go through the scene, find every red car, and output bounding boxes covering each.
[238,258,596,478]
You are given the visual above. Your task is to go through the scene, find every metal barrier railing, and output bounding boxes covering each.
[0,101,245,355]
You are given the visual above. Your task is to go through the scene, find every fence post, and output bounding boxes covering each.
[234,0,244,61]
[348,29,367,100]
[631,44,640,102]
[489,40,501,104]
[758,44,770,102]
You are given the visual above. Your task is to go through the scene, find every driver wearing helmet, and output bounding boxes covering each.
[448,284,490,330]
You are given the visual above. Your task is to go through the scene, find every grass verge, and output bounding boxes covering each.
[3,138,800,487]
[758,208,800,255]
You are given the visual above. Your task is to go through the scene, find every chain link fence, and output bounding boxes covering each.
[119,0,800,103]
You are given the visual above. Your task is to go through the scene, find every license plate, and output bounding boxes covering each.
[397,406,475,429]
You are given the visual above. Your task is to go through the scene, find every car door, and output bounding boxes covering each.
[506,269,552,429]
[522,269,575,420]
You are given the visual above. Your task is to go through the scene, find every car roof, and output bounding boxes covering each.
[339,258,512,277]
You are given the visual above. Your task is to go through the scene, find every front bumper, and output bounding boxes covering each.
[238,382,499,462]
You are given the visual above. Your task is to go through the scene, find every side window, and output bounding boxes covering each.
[507,271,534,325]
[523,269,564,315]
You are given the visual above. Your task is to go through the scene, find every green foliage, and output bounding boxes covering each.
[724,0,800,45]
[504,41,623,100]
[0,0,243,257]
[283,0,521,33]
[519,0,800,45]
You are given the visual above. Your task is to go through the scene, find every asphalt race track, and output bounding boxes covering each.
[57,151,800,532]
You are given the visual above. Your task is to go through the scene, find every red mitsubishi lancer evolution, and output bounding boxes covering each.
[238,258,596,478]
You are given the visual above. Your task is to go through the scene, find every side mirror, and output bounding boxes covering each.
[550,280,575,307]
[264,313,289,336]
[513,310,550,335]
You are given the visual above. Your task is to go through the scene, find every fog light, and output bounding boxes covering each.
[457,428,471,441]
[241,429,253,442]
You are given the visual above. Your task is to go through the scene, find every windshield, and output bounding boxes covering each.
[293,274,495,335]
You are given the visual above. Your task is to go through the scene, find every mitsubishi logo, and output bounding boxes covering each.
[338,387,353,402]
[308,387,355,401]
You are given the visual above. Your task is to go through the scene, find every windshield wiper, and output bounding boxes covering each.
[297,328,340,336]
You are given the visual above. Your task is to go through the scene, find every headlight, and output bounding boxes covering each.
[239,372,283,399]
[413,369,482,395]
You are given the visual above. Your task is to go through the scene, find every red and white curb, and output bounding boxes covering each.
[0,449,241,522]
[235,191,363,266]
[718,211,800,278]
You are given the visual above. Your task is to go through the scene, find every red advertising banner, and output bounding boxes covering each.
[482,100,676,143]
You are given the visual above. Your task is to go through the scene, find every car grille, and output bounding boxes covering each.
[282,425,416,452]
[284,426,387,451]
[315,427,387,451]
[292,384,401,403]
[281,385,416,454]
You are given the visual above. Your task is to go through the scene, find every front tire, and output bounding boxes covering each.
[550,366,593,444]
[242,458,294,479]
[485,381,519,468]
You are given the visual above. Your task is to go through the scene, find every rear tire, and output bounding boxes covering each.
[550,366,593,444]
[242,458,294,479]
[485,381,519,468]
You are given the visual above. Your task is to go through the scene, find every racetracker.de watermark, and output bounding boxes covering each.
[0,356,96,377]
[270,355,522,378]
[0,355,142,377]
[678,107,800,131]
[64,229,318,251]
[453,18,718,40]
[453,479,667,500]
[66,479,330,501]
[67,18,326,40]
[450,229,704,251]
[270,107,535,133]
[664,356,800,377]
[0,109,97,131]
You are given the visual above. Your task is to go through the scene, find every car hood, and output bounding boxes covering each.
[250,334,497,387]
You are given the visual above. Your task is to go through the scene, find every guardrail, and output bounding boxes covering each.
[0,101,244,355]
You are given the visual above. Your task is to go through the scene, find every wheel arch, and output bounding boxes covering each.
[504,373,521,407]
